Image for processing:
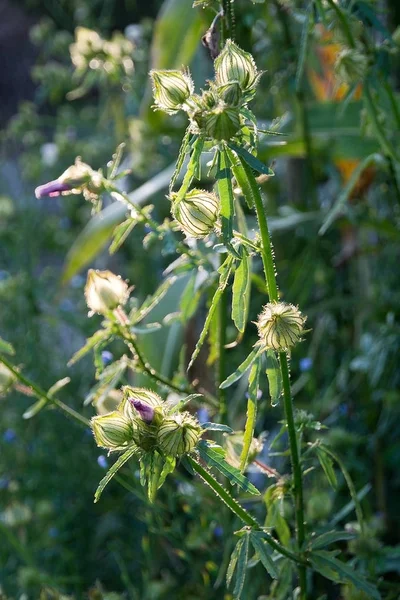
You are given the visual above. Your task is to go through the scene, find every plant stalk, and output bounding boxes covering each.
[238,159,308,598]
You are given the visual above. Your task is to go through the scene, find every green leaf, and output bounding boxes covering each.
[240,358,261,472]
[23,398,48,420]
[179,272,204,321]
[197,440,260,496]
[170,127,192,192]
[130,323,162,335]
[94,445,139,503]
[131,276,177,324]
[230,155,254,209]
[47,377,71,397]
[228,142,274,176]
[61,164,174,284]
[173,137,204,205]
[233,533,249,598]
[85,357,128,407]
[220,346,262,389]
[319,153,383,235]
[201,423,234,433]
[167,393,203,414]
[0,336,15,355]
[188,256,234,370]
[295,4,312,91]
[316,446,338,490]
[250,532,278,579]
[227,537,242,588]
[309,550,381,599]
[309,530,356,550]
[157,455,176,490]
[68,329,112,367]
[216,147,235,248]
[109,217,138,255]
[265,350,282,407]
[330,484,371,528]
[232,248,250,333]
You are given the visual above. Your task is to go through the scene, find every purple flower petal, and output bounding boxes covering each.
[35,180,72,199]
[129,398,154,423]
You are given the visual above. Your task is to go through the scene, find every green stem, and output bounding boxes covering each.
[238,163,308,599]
[106,184,159,230]
[218,255,228,418]
[325,0,355,48]
[188,456,308,566]
[363,81,399,162]
[0,355,89,427]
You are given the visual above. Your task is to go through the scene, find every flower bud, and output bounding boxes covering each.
[157,412,201,456]
[35,158,103,202]
[0,363,16,396]
[214,40,259,96]
[334,47,368,85]
[216,81,242,106]
[120,387,164,419]
[150,69,194,114]
[84,269,130,315]
[172,188,219,238]
[256,302,306,351]
[204,104,241,141]
[129,398,155,423]
[91,411,133,450]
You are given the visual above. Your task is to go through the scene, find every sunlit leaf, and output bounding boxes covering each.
[94,445,139,503]
[240,358,261,472]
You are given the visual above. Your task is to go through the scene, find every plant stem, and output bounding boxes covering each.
[218,255,228,418]
[238,160,308,598]
[0,355,89,427]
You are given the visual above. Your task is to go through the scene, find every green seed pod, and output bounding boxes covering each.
[0,363,16,396]
[91,411,133,450]
[256,302,306,351]
[334,47,368,85]
[157,412,201,456]
[216,81,242,106]
[214,39,259,96]
[150,69,194,114]
[85,269,130,315]
[204,104,241,141]
[172,188,220,238]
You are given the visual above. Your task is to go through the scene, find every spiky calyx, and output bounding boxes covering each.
[150,69,194,114]
[214,40,260,98]
[171,188,220,238]
[91,411,133,451]
[157,412,202,457]
[256,302,306,351]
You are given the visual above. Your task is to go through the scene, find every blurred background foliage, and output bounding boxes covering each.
[0,0,400,598]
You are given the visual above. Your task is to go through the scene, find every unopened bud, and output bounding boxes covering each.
[216,81,242,106]
[172,188,219,238]
[35,158,103,202]
[91,411,133,450]
[256,302,306,351]
[334,47,368,85]
[129,398,155,423]
[150,69,194,114]
[157,412,201,456]
[84,269,130,315]
[214,40,259,96]
[0,363,16,396]
[204,104,241,141]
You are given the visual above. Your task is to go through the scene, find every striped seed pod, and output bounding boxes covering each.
[214,40,259,97]
[157,412,201,457]
[172,189,220,238]
[256,302,306,351]
[91,411,133,450]
[150,69,194,114]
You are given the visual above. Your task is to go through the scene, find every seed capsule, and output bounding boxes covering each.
[256,302,306,351]
[91,411,133,450]
[157,412,201,456]
[150,69,194,114]
[84,269,130,315]
[172,188,220,238]
[214,40,259,96]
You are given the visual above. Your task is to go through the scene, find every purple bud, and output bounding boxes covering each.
[35,180,72,199]
[129,398,154,423]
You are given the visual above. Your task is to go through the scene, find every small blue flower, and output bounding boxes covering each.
[197,407,209,424]
[101,351,113,366]
[299,357,313,372]
[97,455,108,469]
[214,525,224,538]
[0,477,9,489]
[3,429,17,443]
[339,403,348,416]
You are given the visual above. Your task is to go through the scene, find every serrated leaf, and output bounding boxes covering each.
[227,538,242,588]
[309,551,380,599]
[228,142,274,176]
[173,137,204,205]
[94,445,139,503]
[232,248,250,333]
[68,329,112,367]
[216,147,235,248]
[85,357,128,407]
[170,127,192,192]
[220,346,262,389]
[233,534,249,598]
[197,440,260,496]
[201,422,234,433]
[309,530,356,550]
[0,336,15,355]
[167,393,203,414]
[265,350,282,406]
[188,256,234,370]
[250,532,278,579]
[157,455,176,489]
[240,358,261,472]
[316,446,338,490]
[132,276,176,324]
[179,272,204,321]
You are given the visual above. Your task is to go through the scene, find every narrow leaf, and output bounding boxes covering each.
[309,530,356,550]
[250,532,278,579]
[0,336,15,355]
[310,550,381,599]
[216,147,235,247]
[240,358,261,471]
[23,398,48,420]
[48,377,71,397]
[295,4,312,91]
[110,218,138,255]
[233,533,249,598]
[228,142,274,176]
[174,137,204,205]
[265,350,282,406]
[132,276,176,324]
[201,423,234,433]
[316,446,338,490]
[232,248,250,333]
[197,440,260,496]
[227,538,243,588]
[68,329,111,367]
[220,346,262,389]
[170,127,192,192]
[157,455,176,490]
[167,393,203,414]
[94,445,138,503]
